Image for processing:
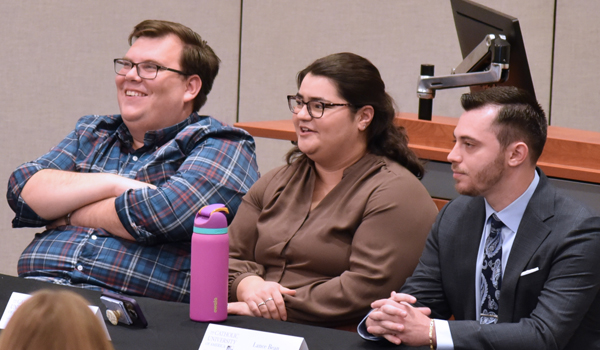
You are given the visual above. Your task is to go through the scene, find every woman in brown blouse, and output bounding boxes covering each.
[227,52,438,327]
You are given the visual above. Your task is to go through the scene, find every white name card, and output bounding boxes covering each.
[0,291,111,340]
[199,323,308,350]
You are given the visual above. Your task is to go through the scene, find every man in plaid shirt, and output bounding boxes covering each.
[6,20,259,302]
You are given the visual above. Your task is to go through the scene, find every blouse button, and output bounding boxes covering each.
[76,265,84,271]
[132,156,138,161]
[91,235,97,240]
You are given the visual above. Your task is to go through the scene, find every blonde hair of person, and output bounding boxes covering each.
[0,289,114,350]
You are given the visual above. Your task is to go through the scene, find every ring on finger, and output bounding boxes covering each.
[257,301,266,307]
[264,297,274,303]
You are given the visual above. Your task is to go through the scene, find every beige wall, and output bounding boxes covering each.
[551,0,600,130]
[0,0,597,276]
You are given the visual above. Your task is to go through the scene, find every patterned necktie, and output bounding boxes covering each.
[480,214,504,324]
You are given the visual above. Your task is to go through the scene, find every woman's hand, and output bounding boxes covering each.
[228,302,253,316]
[235,276,296,321]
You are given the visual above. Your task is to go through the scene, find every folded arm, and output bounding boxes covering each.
[7,122,154,229]
[44,197,134,240]
[21,169,152,221]
[114,137,258,245]
[8,117,259,245]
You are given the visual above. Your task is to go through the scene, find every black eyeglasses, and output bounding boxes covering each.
[114,58,189,80]
[287,95,352,119]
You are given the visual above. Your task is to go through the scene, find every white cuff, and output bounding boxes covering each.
[434,319,454,350]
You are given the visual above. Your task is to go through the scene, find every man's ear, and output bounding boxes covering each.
[507,141,529,167]
[183,75,202,103]
[357,105,374,131]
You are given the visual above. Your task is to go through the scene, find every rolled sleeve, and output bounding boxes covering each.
[115,136,259,245]
[8,126,81,227]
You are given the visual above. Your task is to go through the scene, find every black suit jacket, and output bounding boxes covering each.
[400,170,600,350]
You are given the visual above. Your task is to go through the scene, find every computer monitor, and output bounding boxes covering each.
[451,0,536,99]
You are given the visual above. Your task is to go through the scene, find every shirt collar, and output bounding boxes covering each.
[116,112,201,149]
[341,153,379,178]
[306,152,378,178]
[484,170,540,233]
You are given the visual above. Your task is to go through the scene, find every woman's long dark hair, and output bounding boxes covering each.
[286,52,424,178]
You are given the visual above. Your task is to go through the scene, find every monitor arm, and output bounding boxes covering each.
[417,34,510,120]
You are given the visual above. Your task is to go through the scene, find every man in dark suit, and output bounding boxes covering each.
[358,86,600,349]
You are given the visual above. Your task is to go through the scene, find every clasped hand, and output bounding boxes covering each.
[366,291,433,346]
[227,276,296,321]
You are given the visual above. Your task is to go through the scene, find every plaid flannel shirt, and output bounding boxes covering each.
[7,112,259,302]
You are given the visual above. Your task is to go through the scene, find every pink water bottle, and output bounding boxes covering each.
[190,203,229,322]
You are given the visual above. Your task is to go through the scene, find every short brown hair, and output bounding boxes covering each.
[0,289,114,350]
[461,86,547,163]
[129,19,221,111]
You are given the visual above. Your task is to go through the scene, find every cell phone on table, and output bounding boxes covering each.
[100,291,148,328]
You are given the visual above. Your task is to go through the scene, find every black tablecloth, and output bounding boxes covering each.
[0,274,425,349]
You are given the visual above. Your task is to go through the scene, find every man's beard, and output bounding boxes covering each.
[454,152,505,197]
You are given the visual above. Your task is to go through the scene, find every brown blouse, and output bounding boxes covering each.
[228,153,438,327]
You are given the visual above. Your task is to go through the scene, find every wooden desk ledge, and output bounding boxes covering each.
[235,119,296,141]
[235,112,600,185]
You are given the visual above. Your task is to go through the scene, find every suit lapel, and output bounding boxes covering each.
[499,171,555,322]
[453,197,486,320]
